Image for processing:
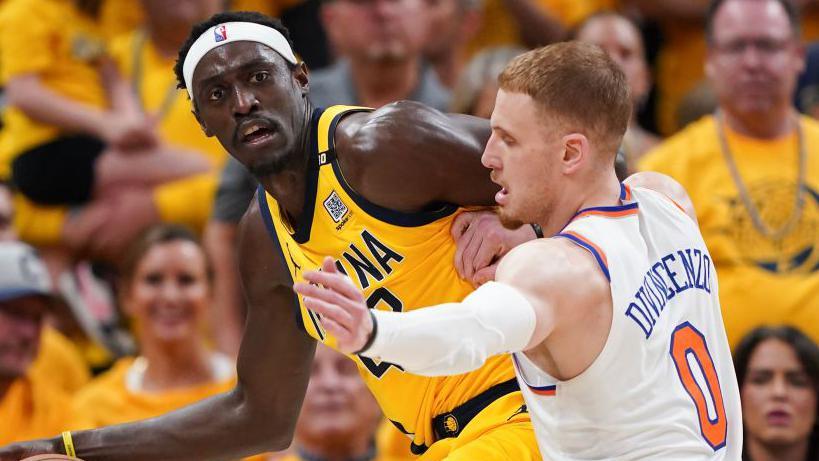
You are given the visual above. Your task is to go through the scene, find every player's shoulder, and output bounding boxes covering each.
[498,237,609,298]
[334,101,441,151]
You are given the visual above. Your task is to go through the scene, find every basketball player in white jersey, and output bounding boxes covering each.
[293,41,743,460]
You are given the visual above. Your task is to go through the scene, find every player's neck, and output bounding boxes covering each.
[259,101,315,224]
[350,57,420,108]
[747,437,808,461]
[722,105,795,140]
[543,171,621,235]
[138,339,215,392]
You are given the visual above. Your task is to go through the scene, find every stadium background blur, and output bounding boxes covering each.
[1,0,818,460]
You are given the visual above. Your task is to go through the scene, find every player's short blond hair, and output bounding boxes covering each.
[499,41,631,155]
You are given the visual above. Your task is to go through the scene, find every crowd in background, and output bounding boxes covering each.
[1,0,819,460]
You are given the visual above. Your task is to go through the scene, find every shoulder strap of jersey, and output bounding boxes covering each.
[316,105,373,166]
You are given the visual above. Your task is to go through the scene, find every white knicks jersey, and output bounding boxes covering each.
[514,185,742,461]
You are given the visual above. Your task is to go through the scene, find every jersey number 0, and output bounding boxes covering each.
[669,322,728,451]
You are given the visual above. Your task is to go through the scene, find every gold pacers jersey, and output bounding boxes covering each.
[258,106,519,451]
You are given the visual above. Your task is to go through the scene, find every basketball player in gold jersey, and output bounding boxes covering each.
[0,11,540,461]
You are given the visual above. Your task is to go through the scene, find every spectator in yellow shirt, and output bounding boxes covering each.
[0,242,73,445]
[71,225,234,429]
[639,0,819,348]
[630,0,819,136]
[70,225,269,460]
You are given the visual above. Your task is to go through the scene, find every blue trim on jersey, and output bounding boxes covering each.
[619,182,627,201]
[555,233,611,282]
[572,201,639,218]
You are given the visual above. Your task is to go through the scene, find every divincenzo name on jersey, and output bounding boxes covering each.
[626,248,714,339]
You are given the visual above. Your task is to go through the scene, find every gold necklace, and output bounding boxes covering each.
[715,111,807,242]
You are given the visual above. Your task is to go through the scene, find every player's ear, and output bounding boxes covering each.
[561,133,587,173]
[293,62,309,96]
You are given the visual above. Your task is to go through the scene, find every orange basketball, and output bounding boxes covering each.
[21,455,84,461]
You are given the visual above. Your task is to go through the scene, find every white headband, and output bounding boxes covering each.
[182,21,298,98]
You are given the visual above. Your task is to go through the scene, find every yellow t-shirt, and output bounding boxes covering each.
[30,327,91,396]
[466,0,612,56]
[99,0,144,40]
[639,115,819,348]
[0,0,107,162]
[71,357,233,429]
[0,375,73,445]
[71,357,267,461]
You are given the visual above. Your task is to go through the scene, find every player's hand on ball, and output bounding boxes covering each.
[293,257,373,354]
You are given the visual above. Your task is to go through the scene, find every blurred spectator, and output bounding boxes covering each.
[576,12,659,173]
[314,0,449,110]
[734,326,819,461]
[280,344,388,461]
[0,0,212,263]
[69,225,268,458]
[639,0,819,347]
[423,0,482,88]
[0,181,92,397]
[71,226,232,429]
[629,0,819,136]
[449,46,524,117]
[0,242,72,445]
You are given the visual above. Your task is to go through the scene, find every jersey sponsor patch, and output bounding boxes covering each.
[324,190,349,223]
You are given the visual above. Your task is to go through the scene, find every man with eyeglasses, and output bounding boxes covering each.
[640,0,819,348]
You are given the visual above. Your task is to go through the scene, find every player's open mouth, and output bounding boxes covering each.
[495,187,509,205]
[239,120,276,146]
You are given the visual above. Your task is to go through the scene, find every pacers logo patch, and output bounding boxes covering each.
[214,24,228,42]
[324,191,349,223]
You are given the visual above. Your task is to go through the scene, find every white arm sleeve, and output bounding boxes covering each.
[363,281,537,376]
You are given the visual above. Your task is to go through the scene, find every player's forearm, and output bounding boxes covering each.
[67,386,290,461]
[364,282,536,376]
[5,75,110,138]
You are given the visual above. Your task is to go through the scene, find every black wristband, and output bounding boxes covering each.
[531,223,544,239]
[355,310,379,355]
